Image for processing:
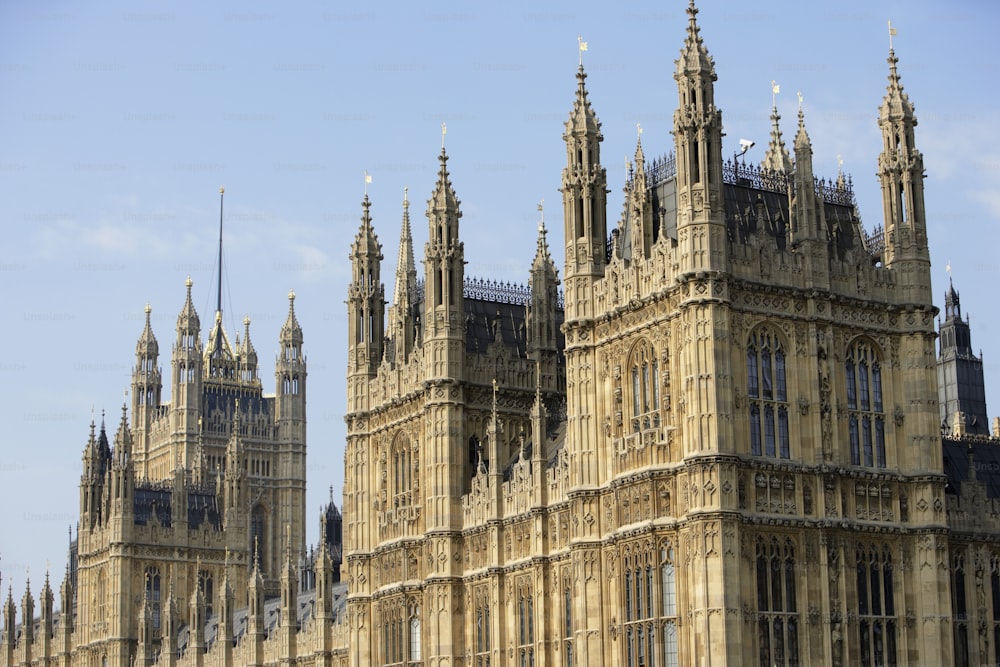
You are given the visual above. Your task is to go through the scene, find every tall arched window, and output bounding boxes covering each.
[755,537,799,666]
[628,340,660,433]
[661,544,679,667]
[145,567,161,631]
[250,505,266,572]
[390,434,412,507]
[474,587,491,667]
[856,544,897,666]
[517,581,535,667]
[846,340,886,468]
[747,328,790,459]
[409,604,421,661]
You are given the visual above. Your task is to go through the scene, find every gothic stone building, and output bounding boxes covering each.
[6,3,1000,667]
[341,5,952,667]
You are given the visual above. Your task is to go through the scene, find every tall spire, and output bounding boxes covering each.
[348,192,385,375]
[216,187,225,316]
[423,142,464,342]
[389,187,418,363]
[677,0,715,80]
[561,46,608,320]
[672,0,725,271]
[877,27,929,285]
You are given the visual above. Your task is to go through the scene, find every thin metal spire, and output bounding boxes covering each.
[216,187,225,316]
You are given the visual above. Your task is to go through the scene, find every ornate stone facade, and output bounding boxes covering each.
[4,3,998,667]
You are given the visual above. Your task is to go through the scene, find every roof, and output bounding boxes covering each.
[943,437,1000,498]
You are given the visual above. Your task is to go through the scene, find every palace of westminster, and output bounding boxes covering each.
[4,4,1000,666]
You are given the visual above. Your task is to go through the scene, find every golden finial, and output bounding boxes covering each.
[243,314,250,327]
[364,170,371,196]
[946,260,952,278]
[144,303,152,316]
[403,186,409,208]
[888,20,896,50]
[578,35,588,66]
[288,288,296,302]
[537,199,544,231]
[797,91,803,111]
[636,122,643,138]
[185,275,193,289]
[771,80,779,108]
[219,186,225,195]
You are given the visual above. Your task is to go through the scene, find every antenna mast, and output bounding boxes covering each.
[217,187,224,315]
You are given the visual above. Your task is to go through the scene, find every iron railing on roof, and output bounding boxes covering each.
[414,278,565,309]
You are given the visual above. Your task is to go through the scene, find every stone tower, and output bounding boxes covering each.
[937,280,990,435]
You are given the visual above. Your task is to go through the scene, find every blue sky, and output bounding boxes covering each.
[1,0,998,596]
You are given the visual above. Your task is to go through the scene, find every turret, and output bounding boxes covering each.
[20,579,33,662]
[878,39,931,302]
[39,572,53,657]
[276,290,306,423]
[387,188,419,365]
[3,588,15,664]
[80,416,112,530]
[761,99,793,175]
[58,565,74,657]
[216,555,235,664]
[621,135,655,263]
[188,578,206,661]
[672,0,726,273]
[160,584,179,667]
[561,60,607,322]
[938,279,990,435]
[423,147,465,345]
[172,278,203,443]
[109,404,134,523]
[527,209,560,380]
[279,529,298,651]
[239,315,261,385]
[274,290,307,560]
[791,99,822,245]
[135,598,153,667]
[348,195,386,377]
[131,304,161,475]
[223,405,246,530]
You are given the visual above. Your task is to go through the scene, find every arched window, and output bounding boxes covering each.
[661,544,679,667]
[856,544,897,666]
[628,340,660,433]
[747,328,790,459]
[474,587,491,667]
[199,569,214,618]
[145,567,161,631]
[846,340,886,468]
[390,434,413,507]
[755,537,799,666]
[250,505,266,572]
[518,581,534,667]
[409,604,421,661]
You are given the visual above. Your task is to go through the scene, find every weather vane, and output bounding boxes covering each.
[441,122,447,150]
[888,20,896,50]
[797,91,803,111]
[537,199,544,231]
[364,170,371,196]
[578,35,588,66]
[771,80,780,108]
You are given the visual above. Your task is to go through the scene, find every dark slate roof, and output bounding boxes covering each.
[134,485,172,527]
[202,389,274,423]
[188,491,222,531]
[943,437,1000,498]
